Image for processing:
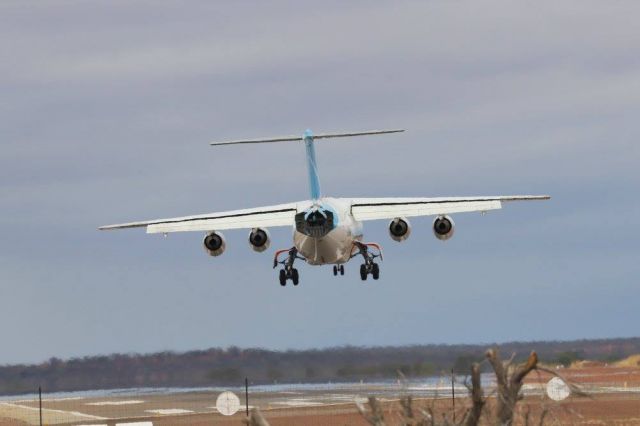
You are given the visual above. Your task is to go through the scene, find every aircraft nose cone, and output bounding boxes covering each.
[304,129,313,138]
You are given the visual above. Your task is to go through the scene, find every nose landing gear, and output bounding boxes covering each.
[332,265,345,276]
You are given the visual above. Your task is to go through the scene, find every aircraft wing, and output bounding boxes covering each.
[99,202,299,234]
[350,195,550,221]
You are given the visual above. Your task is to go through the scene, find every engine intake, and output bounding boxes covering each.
[249,228,271,252]
[433,215,455,241]
[388,217,411,242]
[203,231,226,256]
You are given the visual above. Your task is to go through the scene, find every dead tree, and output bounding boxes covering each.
[485,348,538,426]
[463,362,485,426]
[357,347,578,426]
[400,395,415,424]
[357,396,387,426]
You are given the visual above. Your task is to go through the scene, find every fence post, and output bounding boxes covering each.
[245,377,249,416]
[39,386,43,426]
[451,368,455,422]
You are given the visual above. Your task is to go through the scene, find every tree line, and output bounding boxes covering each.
[0,337,637,395]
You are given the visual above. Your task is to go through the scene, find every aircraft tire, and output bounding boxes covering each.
[372,263,380,280]
[360,264,367,281]
[279,269,287,286]
[292,268,299,286]
[340,265,345,275]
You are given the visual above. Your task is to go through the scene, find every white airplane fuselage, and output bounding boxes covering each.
[292,197,363,265]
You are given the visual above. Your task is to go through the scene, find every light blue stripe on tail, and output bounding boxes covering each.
[303,129,322,201]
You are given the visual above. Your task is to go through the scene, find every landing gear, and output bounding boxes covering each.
[274,247,305,286]
[333,265,345,276]
[352,242,382,281]
[359,262,379,280]
[278,267,299,286]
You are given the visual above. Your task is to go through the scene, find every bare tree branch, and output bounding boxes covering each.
[486,348,539,425]
[463,363,485,426]
[534,366,590,398]
[357,396,387,426]
[400,395,415,422]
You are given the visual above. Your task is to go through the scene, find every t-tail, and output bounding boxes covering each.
[210,128,405,201]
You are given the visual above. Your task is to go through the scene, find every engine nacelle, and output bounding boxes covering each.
[433,215,455,241]
[203,231,226,256]
[248,227,271,253]
[388,217,411,242]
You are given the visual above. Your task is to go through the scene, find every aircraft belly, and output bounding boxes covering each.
[294,226,355,265]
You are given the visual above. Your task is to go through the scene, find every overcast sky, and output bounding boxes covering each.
[1,0,639,365]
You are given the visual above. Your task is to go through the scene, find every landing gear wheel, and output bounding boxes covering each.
[292,268,299,286]
[333,265,338,276]
[372,263,380,280]
[360,264,368,281]
[339,265,345,275]
[279,269,286,286]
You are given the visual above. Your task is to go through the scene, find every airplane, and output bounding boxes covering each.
[100,129,549,286]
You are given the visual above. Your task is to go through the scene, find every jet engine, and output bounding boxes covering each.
[388,217,411,242]
[248,227,271,253]
[203,231,226,256]
[433,215,455,241]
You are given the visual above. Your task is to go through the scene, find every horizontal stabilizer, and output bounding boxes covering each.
[210,129,404,146]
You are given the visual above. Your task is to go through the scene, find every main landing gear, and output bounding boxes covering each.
[351,242,383,281]
[333,265,345,276]
[273,247,305,286]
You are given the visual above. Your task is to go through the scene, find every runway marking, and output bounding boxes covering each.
[145,408,193,415]
[0,401,107,425]
[115,423,153,426]
[3,396,85,404]
[87,400,145,406]
[274,400,324,407]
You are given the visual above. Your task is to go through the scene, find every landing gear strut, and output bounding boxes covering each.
[274,247,305,286]
[351,242,382,281]
[332,265,345,276]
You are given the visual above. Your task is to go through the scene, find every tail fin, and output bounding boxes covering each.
[209,129,404,146]
[210,129,405,201]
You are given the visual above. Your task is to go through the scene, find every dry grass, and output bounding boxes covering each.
[614,354,640,368]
